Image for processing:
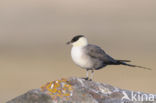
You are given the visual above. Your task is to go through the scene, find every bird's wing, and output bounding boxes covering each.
[85,44,117,64]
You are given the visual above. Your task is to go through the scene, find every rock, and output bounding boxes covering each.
[7,77,156,103]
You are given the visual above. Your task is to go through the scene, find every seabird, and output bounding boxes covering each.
[67,35,151,80]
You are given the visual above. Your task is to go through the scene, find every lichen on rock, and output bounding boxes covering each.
[41,78,72,100]
[7,77,156,103]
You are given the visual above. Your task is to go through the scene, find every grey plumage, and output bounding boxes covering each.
[84,44,116,69]
[84,44,151,70]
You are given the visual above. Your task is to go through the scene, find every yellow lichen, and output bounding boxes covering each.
[41,78,72,99]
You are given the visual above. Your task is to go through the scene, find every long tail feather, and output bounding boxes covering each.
[121,63,151,70]
[117,60,131,62]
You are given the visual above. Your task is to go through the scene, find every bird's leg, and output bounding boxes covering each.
[82,69,89,80]
[86,69,89,79]
[90,69,94,81]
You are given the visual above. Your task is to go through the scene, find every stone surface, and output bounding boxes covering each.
[7,77,156,103]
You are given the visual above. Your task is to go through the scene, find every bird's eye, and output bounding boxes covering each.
[71,37,79,42]
[71,35,84,43]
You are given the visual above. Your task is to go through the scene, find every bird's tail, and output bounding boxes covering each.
[116,60,131,62]
[120,62,151,70]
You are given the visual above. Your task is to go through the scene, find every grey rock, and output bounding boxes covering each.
[7,77,156,103]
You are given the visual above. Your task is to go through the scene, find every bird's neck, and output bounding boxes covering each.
[73,44,88,48]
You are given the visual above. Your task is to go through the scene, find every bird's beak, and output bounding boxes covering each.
[66,41,71,45]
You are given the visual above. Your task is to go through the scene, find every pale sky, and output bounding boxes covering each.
[0,0,156,48]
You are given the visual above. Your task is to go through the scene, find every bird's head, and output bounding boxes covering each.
[67,35,88,47]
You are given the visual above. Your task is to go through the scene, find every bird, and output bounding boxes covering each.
[67,35,151,80]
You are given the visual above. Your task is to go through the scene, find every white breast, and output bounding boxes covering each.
[71,46,92,69]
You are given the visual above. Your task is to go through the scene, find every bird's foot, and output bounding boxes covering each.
[88,78,92,81]
[81,77,92,81]
[81,77,89,80]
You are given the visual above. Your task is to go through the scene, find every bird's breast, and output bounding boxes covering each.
[71,47,92,69]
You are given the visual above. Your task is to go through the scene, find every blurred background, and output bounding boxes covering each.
[0,0,156,102]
